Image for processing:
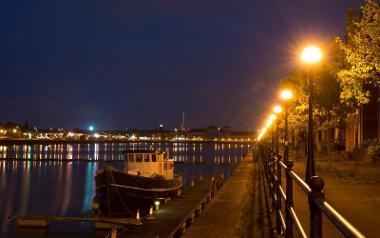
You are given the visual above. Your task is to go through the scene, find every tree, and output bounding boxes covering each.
[336,0,380,107]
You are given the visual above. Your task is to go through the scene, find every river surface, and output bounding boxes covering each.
[0,142,249,238]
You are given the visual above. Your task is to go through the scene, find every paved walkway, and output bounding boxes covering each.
[183,151,272,238]
[291,159,380,237]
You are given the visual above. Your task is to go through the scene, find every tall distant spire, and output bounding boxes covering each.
[180,111,186,132]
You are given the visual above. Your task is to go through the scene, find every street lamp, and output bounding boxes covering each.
[264,118,273,146]
[268,114,277,150]
[280,90,293,162]
[280,89,293,100]
[273,105,283,154]
[273,105,282,114]
[257,127,267,141]
[301,46,322,63]
[301,45,322,182]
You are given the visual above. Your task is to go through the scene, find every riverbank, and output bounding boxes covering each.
[0,138,251,145]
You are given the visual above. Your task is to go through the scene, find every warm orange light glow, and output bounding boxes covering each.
[257,127,268,141]
[265,119,273,128]
[301,46,322,63]
[280,89,293,100]
[273,105,282,114]
[269,114,276,121]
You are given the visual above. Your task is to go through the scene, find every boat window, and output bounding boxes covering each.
[128,154,134,162]
[144,154,150,162]
[152,155,157,162]
[136,154,143,162]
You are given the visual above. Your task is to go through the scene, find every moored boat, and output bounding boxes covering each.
[94,149,183,217]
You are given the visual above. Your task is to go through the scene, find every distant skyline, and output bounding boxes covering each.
[1,0,363,130]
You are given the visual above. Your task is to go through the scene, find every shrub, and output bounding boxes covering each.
[367,145,380,157]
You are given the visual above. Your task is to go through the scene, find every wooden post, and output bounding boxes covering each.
[308,176,324,238]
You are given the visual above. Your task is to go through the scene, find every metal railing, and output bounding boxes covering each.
[258,143,366,238]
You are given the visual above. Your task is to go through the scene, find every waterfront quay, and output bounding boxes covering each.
[183,151,272,237]
[0,142,249,237]
[113,151,272,238]
[2,140,370,238]
[115,176,222,238]
[0,138,252,146]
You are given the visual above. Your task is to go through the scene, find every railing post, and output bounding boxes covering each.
[285,160,294,238]
[269,152,275,212]
[276,154,282,235]
[308,176,324,238]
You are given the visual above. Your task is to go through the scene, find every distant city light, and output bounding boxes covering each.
[89,126,94,131]
[94,133,100,138]
[154,200,160,211]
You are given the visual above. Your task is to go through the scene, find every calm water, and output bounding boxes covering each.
[0,142,249,238]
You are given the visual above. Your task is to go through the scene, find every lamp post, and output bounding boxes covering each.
[301,46,322,182]
[269,114,276,151]
[273,105,283,155]
[265,118,274,147]
[280,90,293,162]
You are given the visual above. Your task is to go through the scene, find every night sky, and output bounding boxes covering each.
[1,0,363,130]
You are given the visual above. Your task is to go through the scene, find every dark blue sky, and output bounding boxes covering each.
[1,0,363,130]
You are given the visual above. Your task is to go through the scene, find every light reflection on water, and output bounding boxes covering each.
[0,142,249,237]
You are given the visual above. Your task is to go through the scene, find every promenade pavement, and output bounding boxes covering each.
[183,151,272,238]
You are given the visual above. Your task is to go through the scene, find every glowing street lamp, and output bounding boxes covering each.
[301,45,322,182]
[273,105,283,154]
[301,46,322,64]
[273,105,282,114]
[257,127,267,141]
[265,119,273,128]
[280,89,293,162]
[280,89,293,100]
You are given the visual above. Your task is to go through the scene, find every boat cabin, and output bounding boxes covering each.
[124,150,174,180]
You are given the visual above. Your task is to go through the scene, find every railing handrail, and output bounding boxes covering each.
[258,143,366,238]
[275,155,312,194]
[317,200,366,238]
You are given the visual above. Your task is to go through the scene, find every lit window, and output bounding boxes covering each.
[152,155,157,162]
[136,154,143,162]
[128,154,134,162]
[144,154,150,162]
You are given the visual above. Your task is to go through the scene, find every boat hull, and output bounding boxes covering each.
[94,167,183,217]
